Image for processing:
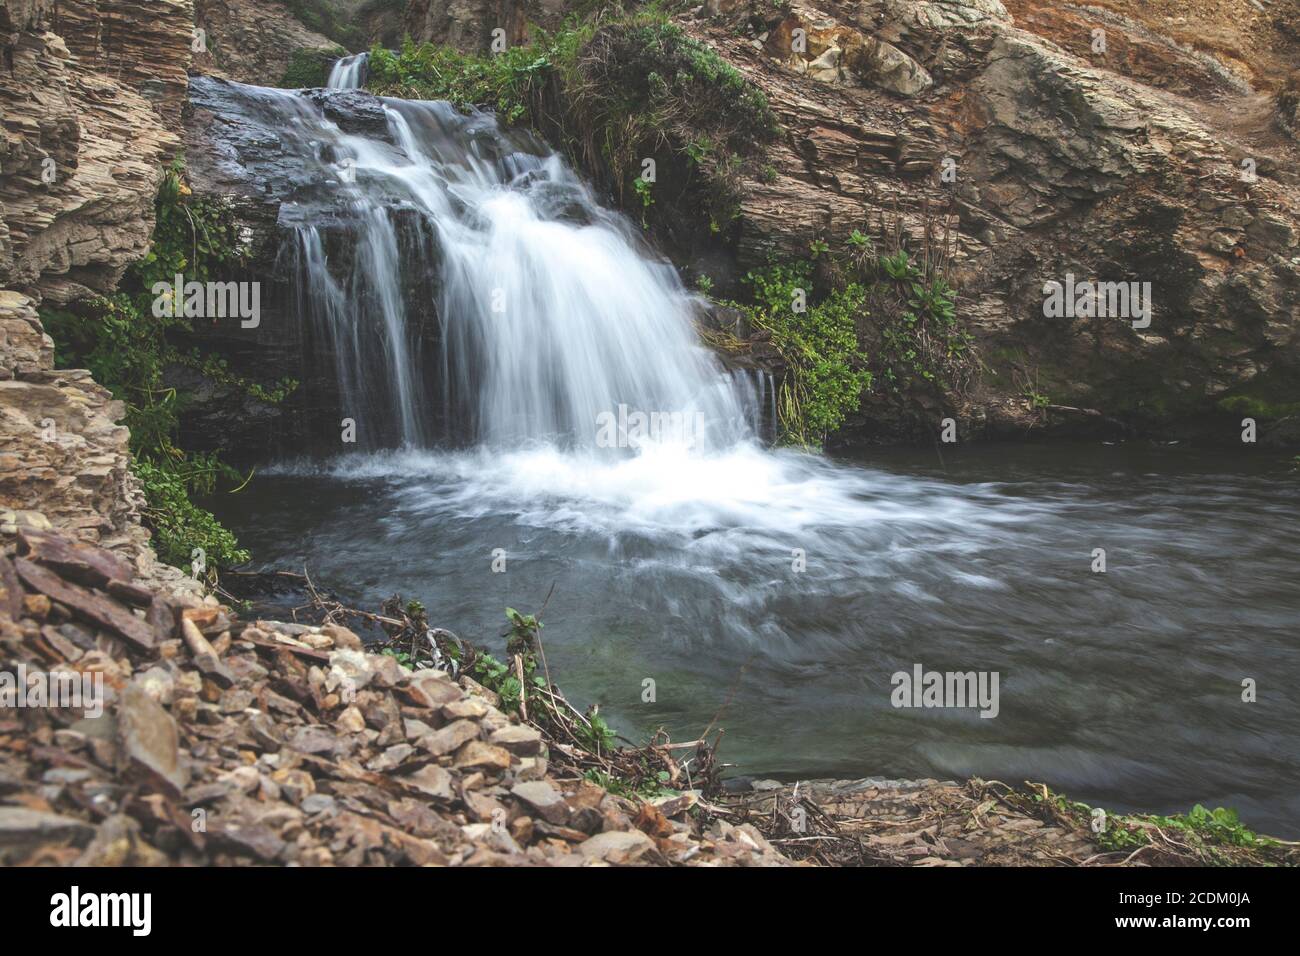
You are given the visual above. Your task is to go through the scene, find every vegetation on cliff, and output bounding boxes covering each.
[40,163,294,573]
[367,9,777,235]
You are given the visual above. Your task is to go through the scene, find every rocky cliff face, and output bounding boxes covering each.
[688,0,1300,443]
[192,0,339,85]
[0,0,200,593]
[403,0,572,50]
[0,0,191,304]
[399,0,1298,444]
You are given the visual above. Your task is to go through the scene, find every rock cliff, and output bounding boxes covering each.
[690,0,1300,442]
[0,0,199,593]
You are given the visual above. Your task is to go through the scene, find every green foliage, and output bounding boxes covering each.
[40,162,288,573]
[869,250,973,395]
[367,33,573,125]
[735,262,871,447]
[133,459,249,568]
[1066,797,1273,862]
[574,709,617,755]
[279,46,348,88]
[1217,394,1300,420]
[583,766,674,801]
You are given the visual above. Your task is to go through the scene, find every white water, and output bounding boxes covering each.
[255,80,763,454]
[326,53,368,89]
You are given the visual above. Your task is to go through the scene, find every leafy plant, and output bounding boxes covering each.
[733,262,871,446]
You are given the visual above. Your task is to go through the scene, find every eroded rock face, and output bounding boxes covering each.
[0,292,199,597]
[192,0,339,85]
[403,0,572,51]
[0,0,190,304]
[692,0,1300,441]
[0,0,202,596]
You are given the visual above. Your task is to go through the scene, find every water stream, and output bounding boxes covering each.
[210,67,1300,836]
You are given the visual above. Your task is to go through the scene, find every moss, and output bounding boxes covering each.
[279,45,348,88]
[1217,395,1300,420]
[282,0,364,50]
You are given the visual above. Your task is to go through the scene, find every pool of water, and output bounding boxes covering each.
[212,440,1300,836]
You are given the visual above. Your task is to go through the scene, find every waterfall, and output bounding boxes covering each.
[326,53,368,89]
[218,78,764,453]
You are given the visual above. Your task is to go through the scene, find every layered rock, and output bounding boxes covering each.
[0,0,199,594]
[0,292,200,597]
[0,0,190,304]
[403,0,571,51]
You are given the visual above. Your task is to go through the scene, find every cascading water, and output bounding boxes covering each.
[247,76,764,453]
[326,52,368,89]
[195,75,1300,837]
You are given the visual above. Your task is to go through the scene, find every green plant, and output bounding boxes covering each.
[868,249,974,396]
[632,175,654,226]
[733,262,871,446]
[40,161,288,573]
[367,12,777,237]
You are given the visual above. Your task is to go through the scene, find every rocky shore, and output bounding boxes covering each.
[0,523,792,866]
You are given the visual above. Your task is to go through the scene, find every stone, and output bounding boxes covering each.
[336,705,367,734]
[577,829,657,865]
[510,781,569,824]
[441,698,490,721]
[321,623,363,651]
[490,724,543,756]
[419,718,480,757]
[366,743,415,772]
[0,808,95,857]
[402,671,463,709]
[403,765,454,801]
[116,682,185,797]
[845,37,933,97]
[453,741,512,773]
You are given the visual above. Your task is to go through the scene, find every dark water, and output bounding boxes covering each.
[213,441,1300,836]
